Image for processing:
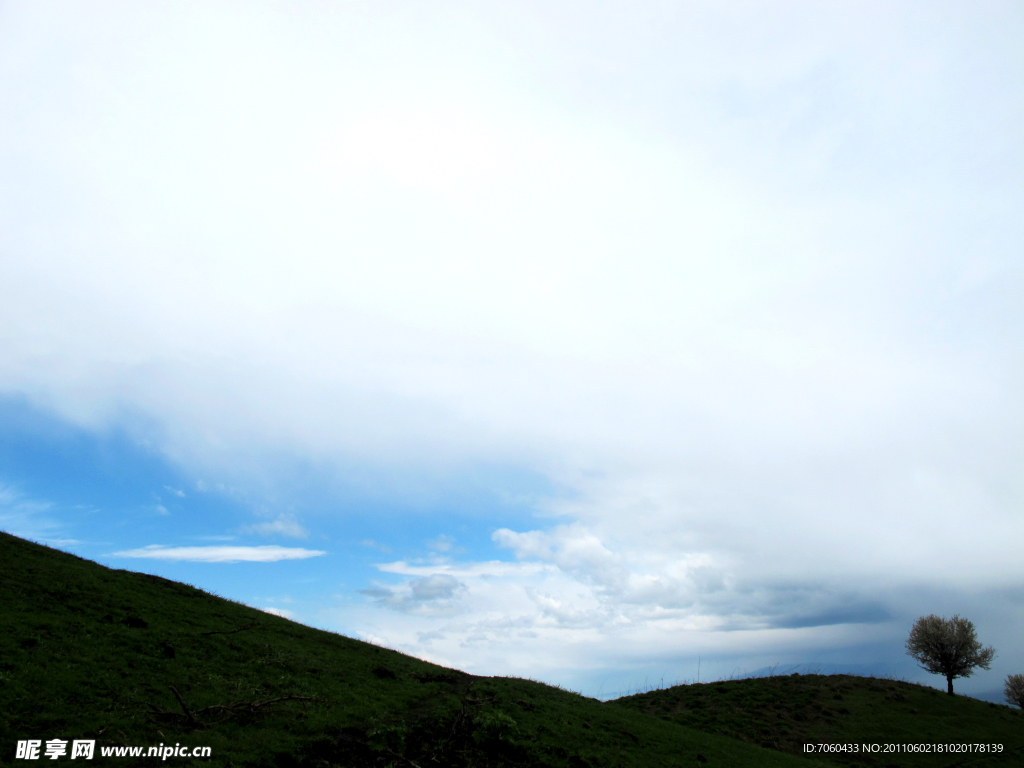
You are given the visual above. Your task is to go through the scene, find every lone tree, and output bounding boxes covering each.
[906,614,995,695]
[1005,674,1024,709]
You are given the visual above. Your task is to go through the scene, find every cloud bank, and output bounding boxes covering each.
[112,546,326,563]
[0,1,1021,693]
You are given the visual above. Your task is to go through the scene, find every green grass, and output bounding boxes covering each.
[1,531,1019,767]
[611,673,1024,767]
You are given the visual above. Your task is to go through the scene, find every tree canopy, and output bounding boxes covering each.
[906,614,994,695]
[1005,674,1024,708]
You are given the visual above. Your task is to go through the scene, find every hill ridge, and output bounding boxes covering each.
[3,531,1020,767]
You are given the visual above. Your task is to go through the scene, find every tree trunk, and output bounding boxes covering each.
[946,675,954,695]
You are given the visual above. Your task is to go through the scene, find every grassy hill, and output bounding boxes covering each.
[612,673,1024,767]
[0,531,1019,767]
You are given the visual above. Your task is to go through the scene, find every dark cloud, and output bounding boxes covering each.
[360,573,466,613]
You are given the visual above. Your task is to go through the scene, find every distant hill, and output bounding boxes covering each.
[612,673,1023,767]
[1,531,1020,767]
[735,663,902,680]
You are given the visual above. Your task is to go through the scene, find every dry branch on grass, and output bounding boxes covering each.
[147,684,319,727]
[199,621,260,637]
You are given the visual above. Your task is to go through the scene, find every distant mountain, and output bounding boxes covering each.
[737,662,900,679]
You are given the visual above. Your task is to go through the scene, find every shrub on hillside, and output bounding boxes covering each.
[1005,674,1024,709]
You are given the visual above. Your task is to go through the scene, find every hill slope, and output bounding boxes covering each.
[612,672,1024,767]
[0,532,822,767]
[4,532,1020,767]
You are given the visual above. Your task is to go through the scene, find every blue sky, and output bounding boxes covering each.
[0,393,551,631]
[1,0,1022,700]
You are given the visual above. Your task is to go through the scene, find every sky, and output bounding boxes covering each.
[1,0,1022,700]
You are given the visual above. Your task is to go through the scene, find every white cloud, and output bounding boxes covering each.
[411,574,462,600]
[494,524,628,592]
[361,573,468,616]
[0,485,60,541]
[339,551,899,690]
[112,545,326,563]
[241,515,308,539]
[427,534,457,553]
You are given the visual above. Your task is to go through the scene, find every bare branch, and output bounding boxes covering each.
[168,685,199,727]
[200,621,260,636]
